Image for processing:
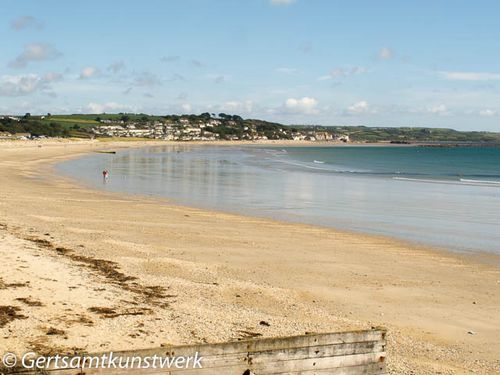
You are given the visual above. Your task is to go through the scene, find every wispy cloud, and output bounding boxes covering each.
[108,61,125,74]
[79,66,101,79]
[275,67,297,75]
[299,41,313,54]
[87,102,135,114]
[189,59,204,68]
[478,109,497,117]
[133,71,162,87]
[0,73,61,97]
[219,101,253,113]
[8,43,61,68]
[426,104,449,116]
[319,66,366,81]
[270,0,296,5]
[216,101,253,113]
[11,16,44,31]
[397,103,450,116]
[206,74,229,84]
[160,55,180,63]
[438,71,500,81]
[378,47,393,60]
[214,75,225,84]
[167,73,186,82]
[43,72,63,82]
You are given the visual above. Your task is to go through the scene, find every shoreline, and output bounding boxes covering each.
[1,139,499,374]
[57,140,500,261]
[55,157,500,267]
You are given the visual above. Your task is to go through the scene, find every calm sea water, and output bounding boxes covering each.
[57,145,500,254]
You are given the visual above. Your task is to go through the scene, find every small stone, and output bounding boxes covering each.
[467,331,476,335]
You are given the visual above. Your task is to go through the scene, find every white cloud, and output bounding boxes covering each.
[87,102,133,114]
[0,73,61,97]
[270,0,295,5]
[8,43,61,68]
[284,97,318,114]
[346,101,373,114]
[438,71,500,81]
[319,66,366,81]
[11,16,43,31]
[378,47,393,60]
[427,104,449,115]
[479,109,497,117]
[0,74,42,96]
[181,103,192,112]
[79,67,101,79]
[221,100,254,113]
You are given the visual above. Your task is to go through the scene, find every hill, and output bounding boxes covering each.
[1,113,500,143]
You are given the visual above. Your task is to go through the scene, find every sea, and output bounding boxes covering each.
[57,145,500,254]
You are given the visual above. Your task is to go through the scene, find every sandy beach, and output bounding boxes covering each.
[0,139,499,374]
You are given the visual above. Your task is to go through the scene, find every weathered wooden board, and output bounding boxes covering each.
[4,328,387,375]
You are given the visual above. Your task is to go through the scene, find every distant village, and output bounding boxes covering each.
[91,116,351,142]
[6,112,495,144]
[0,113,352,142]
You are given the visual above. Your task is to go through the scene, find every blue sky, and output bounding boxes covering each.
[1,0,500,130]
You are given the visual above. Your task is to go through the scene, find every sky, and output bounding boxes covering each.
[1,0,500,131]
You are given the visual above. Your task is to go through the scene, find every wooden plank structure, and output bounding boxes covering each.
[4,328,386,374]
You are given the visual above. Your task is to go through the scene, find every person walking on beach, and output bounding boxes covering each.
[102,169,109,182]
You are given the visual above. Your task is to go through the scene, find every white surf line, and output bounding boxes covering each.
[394,177,500,187]
[460,178,500,185]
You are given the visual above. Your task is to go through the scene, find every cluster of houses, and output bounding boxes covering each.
[91,118,350,142]
[0,114,351,142]
[0,116,21,122]
[92,119,221,141]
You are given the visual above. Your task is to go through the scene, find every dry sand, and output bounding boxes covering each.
[0,139,499,374]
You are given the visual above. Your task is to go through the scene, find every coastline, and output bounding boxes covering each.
[1,139,499,374]
[57,141,500,256]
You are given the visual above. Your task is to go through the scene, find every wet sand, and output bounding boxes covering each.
[0,139,499,374]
